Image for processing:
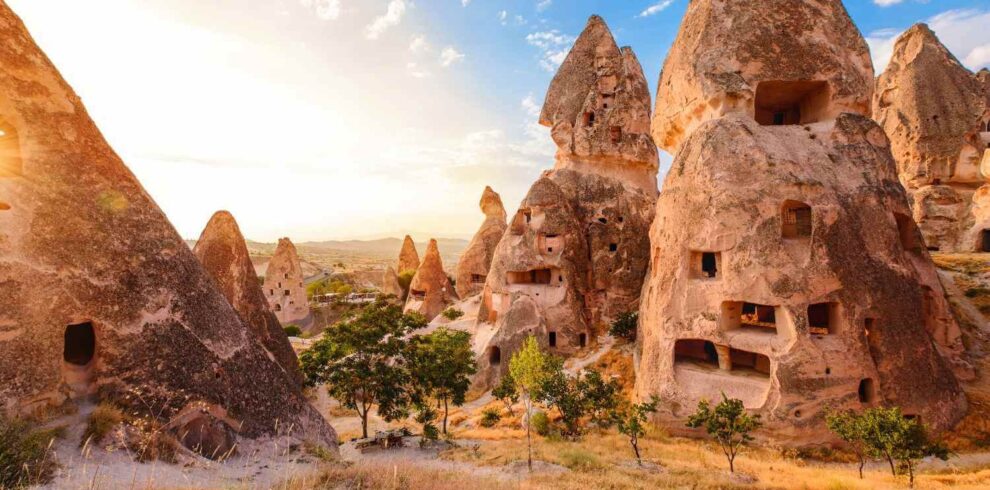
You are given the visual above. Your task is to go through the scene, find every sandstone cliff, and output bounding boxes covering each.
[404,239,454,320]
[455,187,508,298]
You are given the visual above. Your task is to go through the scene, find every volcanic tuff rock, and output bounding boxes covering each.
[397,235,420,274]
[873,24,990,251]
[193,211,303,387]
[262,238,312,327]
[652,0,874,154]
[381,266,404,298]
[404,239,454,321]
[0,2,335,450]
[475,16,657,388]
[455,187,508,298]
[637,0,966,443]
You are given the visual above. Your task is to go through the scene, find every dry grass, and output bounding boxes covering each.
[275,461,506,490]
[590,346,636,398]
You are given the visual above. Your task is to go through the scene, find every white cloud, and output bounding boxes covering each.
[638,0,675,18]
[365,0,408,40]
[868,9,990,72]
[521,94,541,118]
[299,0,342,20]
[498,10,508,25]
[461,0,470,6]
[526,30,574,72]
[407,61,431,78]
[537,1,552,12]
[873,0,904,6]
[440,46,465,67]
[409,35,430,53]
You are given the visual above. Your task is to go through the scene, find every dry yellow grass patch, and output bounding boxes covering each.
[590,345,636,398]
[276,461,506,490]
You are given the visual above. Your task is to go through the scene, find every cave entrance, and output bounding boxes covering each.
[489,346,502,365]
[507,269,552,285]
[754,81,830,126]
[64,322,96,366]
[981,230,990,253]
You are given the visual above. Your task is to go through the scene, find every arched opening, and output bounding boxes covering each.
[808,302,840,335]
[721,301,777,334]
[754,81,830,126]
[548,331,557,348]
[579,333,587,348]
[64,322,96,366]
[858,378,876,404]
[489,346,501,365]
[674,339,719,367]
[274,304,282,312]
[782,201,812,239]
[0,118,23,177]
[507,269,552,285]
[981,230,990,253]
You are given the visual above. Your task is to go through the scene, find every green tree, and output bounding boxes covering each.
[825,409,868,479]
[406,328,477,434]
[509,336,553,472]
[492,373,518,416]
[282,324,302,337]
[577,369,622,429]
[609,311,639,341]
[859,407,949,487]
[535,364,620,437]
[298,299,426,438]
[397,270,416,299]
[441,307,464,321]
[686,394,762,473]
[611,396,660,466]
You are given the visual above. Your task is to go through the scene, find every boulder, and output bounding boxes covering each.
[262,238,312,328]
[455,187,507,298]
[404,239,454,321]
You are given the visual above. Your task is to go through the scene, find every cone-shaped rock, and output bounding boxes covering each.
[455,187,508,298]
[193,211,304,387]
[540,16,658,197]
[398,235,420,274]
[262,238,312,327]
[637,2,966,442]
[381,266,404,299]
[475,16,657,388]
[0,3,335,449]
[873,24,990,251]
[404,239,453,320]
[653,0,874,153]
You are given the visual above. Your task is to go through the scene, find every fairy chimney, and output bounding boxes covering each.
[0,2,335,450]
[874,24,990,251]
[637,0,966,443]
[193,211,303,386]
[262,238,311,327]
[404,239,453,320]
[397,235,420,274]
[381,266,404,299]
[475,16,657,388]
[455,187,508,298]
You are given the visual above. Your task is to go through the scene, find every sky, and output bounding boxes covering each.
[7,0,990,242]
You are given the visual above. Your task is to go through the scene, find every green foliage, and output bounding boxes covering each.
[612,396,660,465]
[306,278,353,299]
[283,324,302,337]
[492,373,519,416]
[406,328,477,434]
[414,403,439,441]
[609,311,639,341]
[535,365,622,437]
[825,409,869,479]
[397,270,416,297]
[686,393,763,473]
[480,407,502,428]
[508,336,554,471]
[578,370,622,429]
[299,298,426,438]
[81,403,124,447]
[441,307,465,321]
[855,407,950,486]
[0,416,60,488]
[530,411,551,437]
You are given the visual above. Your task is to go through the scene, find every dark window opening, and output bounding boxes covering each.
[64,322,96,366]
[981,230,990,252]
[411,289,426,300]
[782,201,812,239]
[471,274,487,284]
[609,126,622,143]
[808,303,838,335]
[754,80,830,126]
[721,301,778,334]
[269,289,274,296]
[674,339,719,367]
[583,112,595,127]
[928,247,940,252]
[274,304,282,312]
[894,213,921,253]
[507,269,552,285]
[932,179,942,185]
[609,243,618,252]
[618,217,624,223]
[284,273,289,279]
[579,333,587,348]
[729,347,772,376]
[858,378,876,404]
[701,252,717,278]
[598,217,607,224]
[284,289,290,296]
[489,346,501,365]
[0,119,23,177]
[549,332,557,348]
[558,275,564,283]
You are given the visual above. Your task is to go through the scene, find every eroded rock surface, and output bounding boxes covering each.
[455,187,508,298]
[193,211,303,387]
[404,239,454,321]
[381,266,404,299]
[475,16,657,388]
[398,235,420,274]
[0,2,334,451]
[874,25,990,252]
[262,238,312,328]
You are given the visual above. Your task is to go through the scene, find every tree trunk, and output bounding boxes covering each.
[908,463,915,488]
[632,435,641,466]
[442,397,449,435]
[360,410,369,439]
[857,454,864,479]
[729,454,735,473]
[526,400,533,472]
[886,454,896,476]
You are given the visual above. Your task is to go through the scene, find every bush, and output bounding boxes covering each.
[441,308,464,321]
[609,312,639,341]
[559,447,604,471]
[283,325,302,337]
[81,404,124,447]
[530,411,551,437]
[480,407,502,428]
[0,416,60,488]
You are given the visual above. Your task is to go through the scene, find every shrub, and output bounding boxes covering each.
[530,411,551,437]
[81,403,124,447]
[441,308,464,321]
[609,311,639,341]
[283,325,302,337]
[0,416,60,488]
[559,447,604,471]
[480,407,502,428]
[422,424,440,442]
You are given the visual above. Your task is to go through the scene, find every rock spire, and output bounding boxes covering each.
[404,239,454,320]
[398,235,420,274]
[262,238,312,327]
[455,187,508,298]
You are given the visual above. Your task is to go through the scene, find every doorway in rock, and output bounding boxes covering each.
[62,322,97,398]
[981,230,990,252]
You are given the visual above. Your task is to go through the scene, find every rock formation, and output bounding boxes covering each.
[381,265,404,298]
[455,187,508,298]
[404,239,454,321]
[0,2,334,451]
[874,25,990,252]
[474,16,657,387]
[397,235,420,274]
[637,0,966,442]
[262,238,312,327]
[193,211,303,387]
